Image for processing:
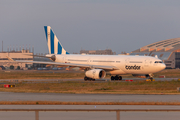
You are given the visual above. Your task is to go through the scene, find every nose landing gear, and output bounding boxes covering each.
[146,74,155,81]
[148,74,154,81]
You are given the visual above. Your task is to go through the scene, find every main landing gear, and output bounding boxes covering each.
[84,76,95,81]
[84,75,122,81]
[111,75,122,80]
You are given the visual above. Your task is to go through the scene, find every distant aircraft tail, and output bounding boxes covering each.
[44,26,69,54]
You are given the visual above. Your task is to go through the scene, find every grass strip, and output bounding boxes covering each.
[0,101,180,105]
[0,71,85,79]
[1,69,180,79]
[1,80,180,94]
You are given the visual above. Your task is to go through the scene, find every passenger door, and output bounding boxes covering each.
[144,59,149,67]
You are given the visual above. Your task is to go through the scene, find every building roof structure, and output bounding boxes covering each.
[130,38,180,61]
[132,38,180,53]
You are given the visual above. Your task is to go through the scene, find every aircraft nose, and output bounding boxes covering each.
[161,63,166,70]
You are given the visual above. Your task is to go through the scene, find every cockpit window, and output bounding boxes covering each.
[154,61,163,63]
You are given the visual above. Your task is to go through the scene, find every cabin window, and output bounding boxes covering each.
[129,61,142,63]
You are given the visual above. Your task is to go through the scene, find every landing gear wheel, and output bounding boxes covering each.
[84,76,88,81]
[149,74,154,81]
[84,76,95,81]
[111,76,122,80]
[118,76,122,80]
[115,75,119,80]
[111,76,115,80]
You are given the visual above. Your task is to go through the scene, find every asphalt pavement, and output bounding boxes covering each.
[0,105,180,120]
[0,92,180,102]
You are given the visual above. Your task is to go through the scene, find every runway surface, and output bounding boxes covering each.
[0,77,178,83]
[0,77,180,119]
[0,105,180,120]
[1,92,180,102]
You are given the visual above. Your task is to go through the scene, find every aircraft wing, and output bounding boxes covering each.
[14,60,119,70]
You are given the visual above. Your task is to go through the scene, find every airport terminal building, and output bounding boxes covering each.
[0,49,33,69]
[130,38,180,69]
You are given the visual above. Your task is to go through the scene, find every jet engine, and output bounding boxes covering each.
[85,69,106,79]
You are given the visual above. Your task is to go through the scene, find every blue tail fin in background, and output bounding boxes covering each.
[44,26,69,54]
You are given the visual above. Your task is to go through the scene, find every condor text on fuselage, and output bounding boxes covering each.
[125,65,141,70]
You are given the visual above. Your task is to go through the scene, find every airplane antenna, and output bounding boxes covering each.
[32,45,34,54]
[29,44,31,52]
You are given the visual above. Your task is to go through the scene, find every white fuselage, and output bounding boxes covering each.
[54,54,166,75]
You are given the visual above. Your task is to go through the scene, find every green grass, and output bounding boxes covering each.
[1,69,180,94]
[1,80,180,94]
[1,69,180,80]
[0,70,85,79]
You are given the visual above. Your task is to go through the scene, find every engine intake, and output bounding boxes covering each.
[85,69,106,79]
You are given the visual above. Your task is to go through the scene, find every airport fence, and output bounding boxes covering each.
[0,109,180,120]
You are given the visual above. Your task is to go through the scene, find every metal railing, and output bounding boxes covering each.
[0,109,180,120]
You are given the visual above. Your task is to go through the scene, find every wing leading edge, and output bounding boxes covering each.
[14,60,119,70]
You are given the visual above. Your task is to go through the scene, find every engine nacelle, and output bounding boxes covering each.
[85,69,106,79]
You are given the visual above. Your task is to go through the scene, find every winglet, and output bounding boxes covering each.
[6,56,14,61]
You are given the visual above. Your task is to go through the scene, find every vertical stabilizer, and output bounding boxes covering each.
[44,26,69,54]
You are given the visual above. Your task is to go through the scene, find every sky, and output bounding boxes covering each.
[0,0,180,54]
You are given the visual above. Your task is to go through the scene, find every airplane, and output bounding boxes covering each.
[10,26,166,81]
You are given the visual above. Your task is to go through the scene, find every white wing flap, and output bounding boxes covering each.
[15,60,119,70]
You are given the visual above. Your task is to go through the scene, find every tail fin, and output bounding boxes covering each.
[44,26,69,54]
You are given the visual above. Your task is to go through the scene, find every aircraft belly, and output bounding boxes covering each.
[107,69,126,75]
[126,70,147,74]
[124,67,160,74]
